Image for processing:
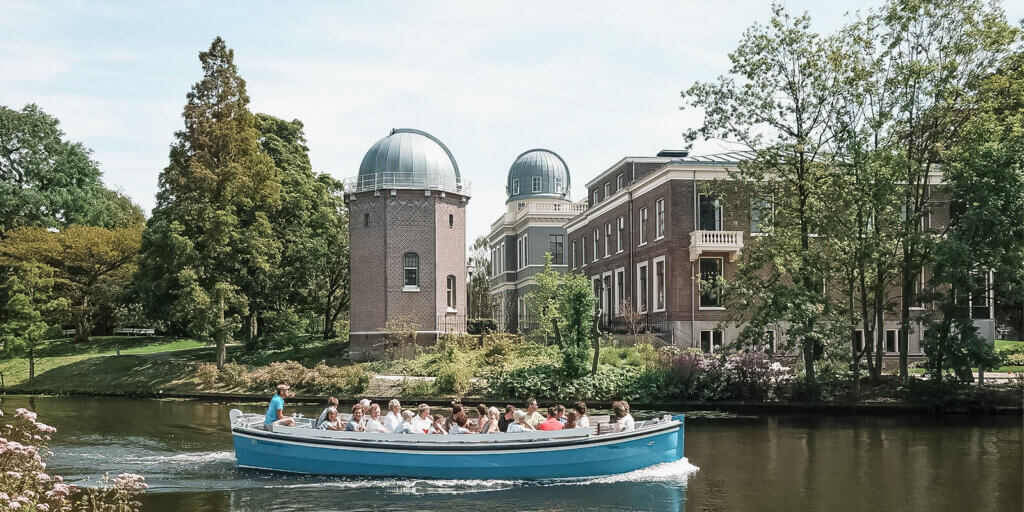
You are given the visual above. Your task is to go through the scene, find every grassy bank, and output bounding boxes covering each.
[2,334,1020,413]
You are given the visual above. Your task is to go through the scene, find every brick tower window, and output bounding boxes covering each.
[404,252,419,289]
[449,214,454,227]
[363,212,370,227]
[446,275,457,309]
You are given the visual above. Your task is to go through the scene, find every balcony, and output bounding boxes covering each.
[689,230,744,262]
[490,200,588,232]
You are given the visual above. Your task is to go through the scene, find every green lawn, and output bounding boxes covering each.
[0,336,211,389]
[995,339,1023,350]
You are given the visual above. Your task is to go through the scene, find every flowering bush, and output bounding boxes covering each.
[0,404,146,511]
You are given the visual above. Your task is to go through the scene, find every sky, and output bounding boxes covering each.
[3,1,1022,242]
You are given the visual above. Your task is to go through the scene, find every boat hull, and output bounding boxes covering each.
[232,416,684,479]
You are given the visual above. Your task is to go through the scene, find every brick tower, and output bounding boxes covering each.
[346,129,469,361]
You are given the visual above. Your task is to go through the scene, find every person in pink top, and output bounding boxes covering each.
[536,407,564,431]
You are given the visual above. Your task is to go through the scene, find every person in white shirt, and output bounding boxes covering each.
[395,410,416,434]
[506,410,531,433]
[612,401,635,432]
[574,401,590,429]
[316,397,340,428]
[410,403,432,433]
[318,407,344,431]
[364,403,389,433]
[383,399,403,433]
[448,412,474,434]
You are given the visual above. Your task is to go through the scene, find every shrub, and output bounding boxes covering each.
[435,361,472,395]
[305,363,370,395]
[724,351,774,400]
[997,342,1024,366]
[467,318,497,335]
[196,362,219,388]
[401,378,436,397]
[262,309,310,350]
[247,361,310,392]
[219,362,251,388]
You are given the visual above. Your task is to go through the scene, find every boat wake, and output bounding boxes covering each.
[267,458,699,495]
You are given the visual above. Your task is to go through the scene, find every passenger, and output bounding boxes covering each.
[574,401,590,429]
[318,408,344,431]
[498,405,516,432]
[384,399,403,433]
[612,401,635,432]
[480,406,500,433]
[523,398,544,429]
[263,384,295,430]
[395,410,416,434]
[537,407,564,431]
[316,396,340,428]
[506,410,531,433]
[365,403,389,433]
[564,410,579,429]
[555,404,567,424]
[411,404,432,433]
[474,403,488,433]
[346,404,366,432]
[358,399,372,427]
[448,412,474,434]
[428,414,448,434]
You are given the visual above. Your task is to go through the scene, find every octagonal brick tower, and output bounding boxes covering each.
[345,129,470,361]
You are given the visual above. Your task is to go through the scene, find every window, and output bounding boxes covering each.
[512,179,520,195]
[593,190,600,205]
[698,194,722,231]
[639,207,648,245]
[554,177,563,193]
[593,228,600,261]
[571,240,577,268]
[765,330,777,354]
[655,198,665,239]
[637,261,649,313]
[517,234,528,269]
[853,329,865,352]
[581,236,587,266]
[653,256,666,312]
[363,212,370,227]
[448,214,454,228]
[970,271,990,319]
[446,275,457,309]
[700,330,724,353]
[604,182,610,199]
[604,223,612,257]
[911,268,925,308]
[593,276,603,312]
[549,235,564,265]
[617,216,625,252]
[885,330,897,353]
[750,197,773,234]
[614,268,625,315]
[617,173,624,190]
[699,257,723,308]
[403,252,419,289]
[532,176,541,193]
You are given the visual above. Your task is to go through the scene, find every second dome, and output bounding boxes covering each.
[506,149,570,203]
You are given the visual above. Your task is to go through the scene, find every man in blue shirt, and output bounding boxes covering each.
[264,384,295,430]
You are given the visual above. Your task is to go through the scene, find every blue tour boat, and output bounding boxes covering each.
[229,410,685,479]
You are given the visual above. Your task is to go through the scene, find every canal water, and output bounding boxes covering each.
[2,395,1020,512]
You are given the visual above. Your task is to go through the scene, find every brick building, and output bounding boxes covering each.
[346,129,469,361]
[563,150,996,355]
[486,149,585,332]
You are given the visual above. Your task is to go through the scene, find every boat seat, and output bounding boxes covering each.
[597,422,616,435]
[590,415,610,425]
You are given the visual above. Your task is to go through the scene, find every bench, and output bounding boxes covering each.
[112,328,156,336]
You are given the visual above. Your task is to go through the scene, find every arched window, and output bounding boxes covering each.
[448,214,454,228]
[404,253,419,288]
[363,212,370,227]
[446,275,457,309]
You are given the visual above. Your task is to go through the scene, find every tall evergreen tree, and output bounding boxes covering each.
[137,37,280,367]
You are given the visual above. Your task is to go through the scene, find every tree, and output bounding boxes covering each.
[0,225,142,342]
[553,272,596,379]
[255,114,349,341]
[923,48,1024,382]
[0,104,142,234]
[876,0,1017,378]
[683,4,845,385]
[467,235,492,319]
[0,263,67,382]
[137,37,280,367]
[524,253,561,344]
